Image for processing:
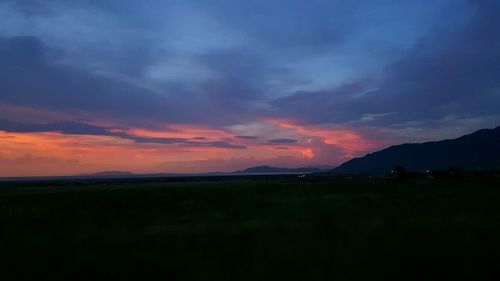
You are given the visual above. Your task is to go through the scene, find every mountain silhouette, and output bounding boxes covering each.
[235,165,333,174]
[332,125,500,175]
[77,171,135,177]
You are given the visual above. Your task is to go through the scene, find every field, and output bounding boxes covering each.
[1,176,500,280]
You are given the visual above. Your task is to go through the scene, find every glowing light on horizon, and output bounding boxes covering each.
[301,148,314,159]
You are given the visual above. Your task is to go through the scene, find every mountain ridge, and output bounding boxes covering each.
[234,165,335,174]
[331,125,500,175]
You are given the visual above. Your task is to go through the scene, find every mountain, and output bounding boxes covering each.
[332,126,500,175]
[307,165,337,170]
[77,171,135,177]
[235,165,333,174]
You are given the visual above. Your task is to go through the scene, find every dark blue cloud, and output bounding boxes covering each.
[0,0,497,140]
[267,139,298,144]
[272,0,500,127]
[132,136,246,149]
[0,36,182,122]
[0,119,246,149]
[0,36,258,127]
[271,80,376,124]
[0,119,111,135]
[235,136,258,140]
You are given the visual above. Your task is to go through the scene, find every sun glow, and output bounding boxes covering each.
[301,148,314,159]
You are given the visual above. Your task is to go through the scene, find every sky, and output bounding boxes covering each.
[1,0,499,177]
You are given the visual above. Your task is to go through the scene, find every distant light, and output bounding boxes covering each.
[301,148,314,159]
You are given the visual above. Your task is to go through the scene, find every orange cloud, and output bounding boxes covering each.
[121,124,234,140]
[0,128,265,176]
[267,119,381,158]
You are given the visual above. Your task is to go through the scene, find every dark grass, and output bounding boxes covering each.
[1,177,500,280]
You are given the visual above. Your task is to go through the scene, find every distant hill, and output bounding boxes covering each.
[332,125,500,175]
[77,171,135,177]
[235,165,334,174]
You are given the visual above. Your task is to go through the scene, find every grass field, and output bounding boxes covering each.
[1,176,500,280]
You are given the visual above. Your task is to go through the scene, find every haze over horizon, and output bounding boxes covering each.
[1,0,499,177]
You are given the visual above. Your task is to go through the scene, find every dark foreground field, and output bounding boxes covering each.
[1,176,500,280]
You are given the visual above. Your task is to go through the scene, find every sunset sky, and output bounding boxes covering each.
[1,0,499,177]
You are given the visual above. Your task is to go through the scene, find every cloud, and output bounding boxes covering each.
[271,1,500,130]
[0,118,246,149]
[0,35,273,128]
[0,118,112,136]
[267,138,298,144]
[235,135,258,140]
[274,147,289,150]
[271,79,377,124]
[2,153,79,165]
[0,36,186,123]
[3,1,484,132]
[360,113,395,122]
[133,137,246,149]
